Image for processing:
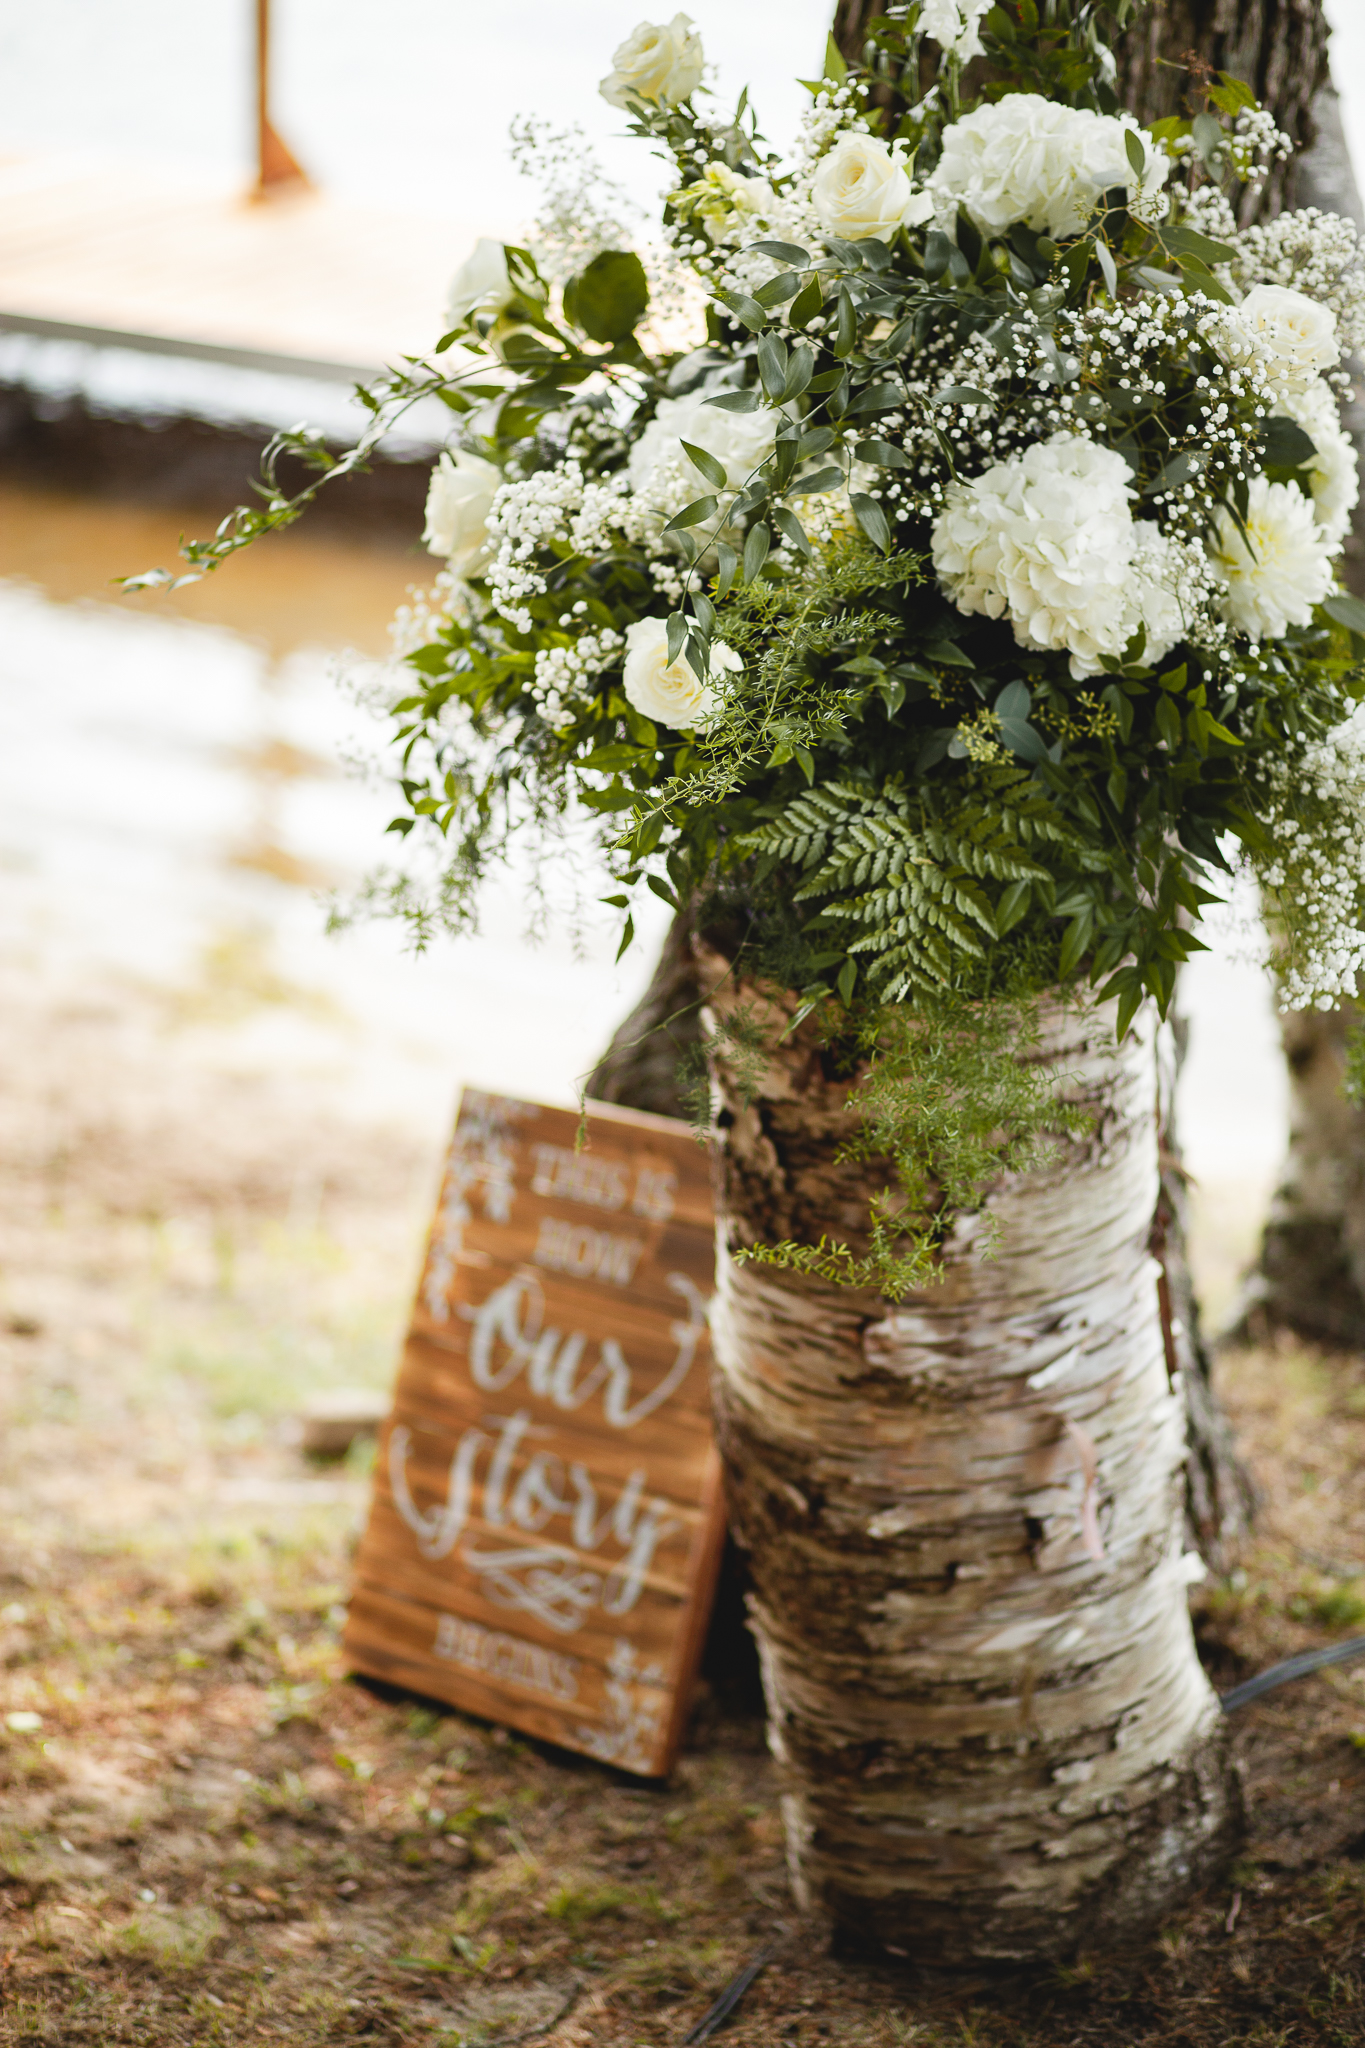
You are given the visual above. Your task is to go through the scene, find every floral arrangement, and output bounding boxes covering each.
[147,0,1365,1289]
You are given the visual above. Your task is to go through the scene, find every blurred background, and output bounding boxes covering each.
[0,0,1359,1525]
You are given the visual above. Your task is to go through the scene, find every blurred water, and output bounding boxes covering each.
[0,488,670,1139]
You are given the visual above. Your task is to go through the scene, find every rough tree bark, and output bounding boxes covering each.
[1112,0,1329,224]
[699,956,1239,1961]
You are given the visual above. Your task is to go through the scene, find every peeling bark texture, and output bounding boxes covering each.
[1236,1005,1365,1348]
[584,907,702,1122]
[1113,0,1328,225]
[701,956,1240,1962]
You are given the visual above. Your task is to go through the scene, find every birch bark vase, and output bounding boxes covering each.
[699,956,1241,1963]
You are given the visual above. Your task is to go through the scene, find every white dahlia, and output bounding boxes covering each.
[929,96,1167,239]
[1207,476,1337,640]
[932,435,1179,677]
[1276,377,1359,545]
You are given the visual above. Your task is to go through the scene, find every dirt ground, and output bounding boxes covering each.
[5,948,1365,2046]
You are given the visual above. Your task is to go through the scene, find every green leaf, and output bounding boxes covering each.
[781,346,816,402]
[614,913,636,963]
[666,613,687,666]
[1263,415,1317,469]
[1159,223,1239,265]
[662,494,719,533]
[742,523,771,584]
[679,440,727,491]
[788,465,845,496]
[1058,913,1093,979]
[647,875,680,910]
[1123,127,1146,178]
[754,270,805,309]
[1155,694,1182,750]
[787,274,825,329]
[823,30,847,80]
[854,439,911,469]
[836,958,857,1006]
[834,287,857,359]
[758,333,790,400]
[747,239,811,267]
[995,881,1031,935]
[714,541,739,600]
[715,286,766,332]
[706,387,761,412]
[934,384,994,409]
[561,250,649,344]
[845,383,903,416]
[1324,592,1365,638]
[773,506,813,558]
[1095,238,1118,299]
[1209,71,1257,115]
[850,493,890,553]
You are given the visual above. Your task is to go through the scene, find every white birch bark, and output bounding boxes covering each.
[700,960,1240,1963]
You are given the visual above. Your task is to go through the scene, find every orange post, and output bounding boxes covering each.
[253,0,309,199]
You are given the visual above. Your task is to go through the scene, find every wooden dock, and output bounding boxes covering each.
[0,153,491,375]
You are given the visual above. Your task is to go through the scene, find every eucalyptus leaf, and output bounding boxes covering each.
[561,250,648,344]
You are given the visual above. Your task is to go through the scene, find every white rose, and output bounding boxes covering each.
[446,239,515,328]
[929,96,1167,238]
[1277,377,1359,545]
[1208,475,1336,640]
[918,0,991,61]
[422,449,502,577]
[600,14,703,110]
[621,617,741,729]
[627,390,779,501]
[1214,283,1340,393]
[812,132,916,243]
[932,434,1179,678]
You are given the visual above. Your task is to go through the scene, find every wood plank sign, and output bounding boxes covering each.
[344,1089,725,1777]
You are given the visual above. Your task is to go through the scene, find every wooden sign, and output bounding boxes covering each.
[344,1089,725,1778]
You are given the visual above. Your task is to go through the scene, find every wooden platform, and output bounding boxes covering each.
[0,153,495,374]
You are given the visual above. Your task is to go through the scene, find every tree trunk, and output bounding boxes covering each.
[1112,0,1329,224]
[1238,1004,1365,1346]
[585,906,701,1122]
[699,959,1240,1960]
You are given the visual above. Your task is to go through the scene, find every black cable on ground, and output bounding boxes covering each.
[1220,1633,1365,1712]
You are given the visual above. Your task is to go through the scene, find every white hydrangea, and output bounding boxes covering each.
[918,0,991,62]
[1207,476,1336,640]
[1276,378,1360,545]
[931,435,1182,678]
[929,96,1168,238]
[1211,283,1340,394]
